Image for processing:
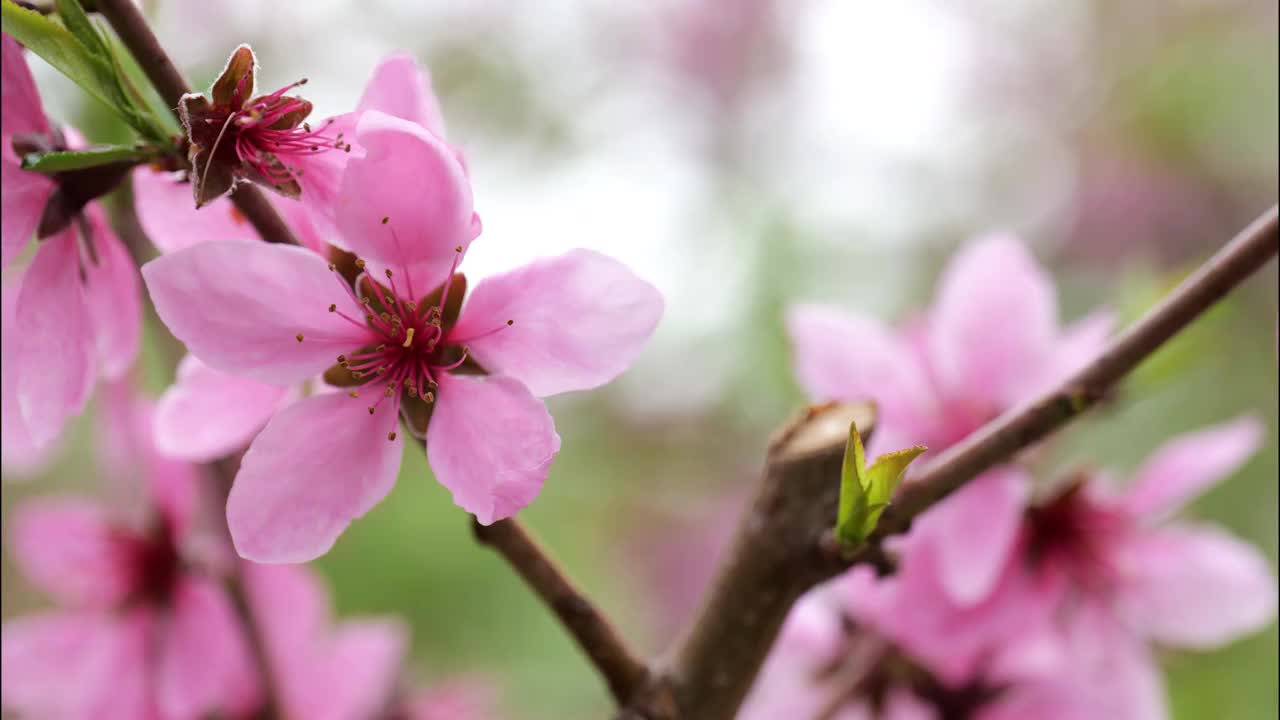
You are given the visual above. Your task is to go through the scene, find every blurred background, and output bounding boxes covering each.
[3,0,1277,717]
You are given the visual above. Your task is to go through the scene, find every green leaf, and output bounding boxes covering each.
[860,445,927,537]
[836,421,871,546]
[21,145,154,173]
[835,420,927,548]
[1,1,119,111]
[1,0,172,142]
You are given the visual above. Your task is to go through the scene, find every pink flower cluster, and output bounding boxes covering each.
[742,236,1278,718]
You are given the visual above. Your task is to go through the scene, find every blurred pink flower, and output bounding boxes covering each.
[144,112,664,562]
[0,33,141,457]
[242,562,407,720]
[0,391,259,719]
[787,234,1113,457]
[842,417,1275,718]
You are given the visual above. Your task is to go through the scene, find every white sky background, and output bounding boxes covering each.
[28,0,1090,413]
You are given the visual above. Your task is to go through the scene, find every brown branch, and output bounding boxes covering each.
[92,0,301,247]
[621,204,1278,720]
[472,517,650,705]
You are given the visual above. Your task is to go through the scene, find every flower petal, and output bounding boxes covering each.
[242,562,331,711]
[0,611,135,718]
[904,469,1030,605]
[317,620,407,720]
[143,240,374,385]
[83,206,141,380]
[335,111,477,278]
[15,231,94,448]
[1117,524,1277,648]
[133,167,328,255]
[357,52,448,136]
[1,33,50,137]
[227,391,403,562]
[1123,416,1264,521]
[427,374,559,524]
[928,234,1058,410]
[1,156,54,269]
[11,497,136,607]
[157,577,262,718]
[785,303,937,452]
[453,249,663,396]
[1,276,57,475]
[155,354,289,462]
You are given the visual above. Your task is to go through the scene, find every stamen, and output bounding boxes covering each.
[295,333,305,342]
[402,327,416,348]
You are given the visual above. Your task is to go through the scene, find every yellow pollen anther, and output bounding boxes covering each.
[347,390,359,398]
[454,245,463,252]
[402,328,416,347]
[387,431,397,441]
[424,391,435,403]
[295,333,304,342]
[328,304,337,312]
[355,258,366,269]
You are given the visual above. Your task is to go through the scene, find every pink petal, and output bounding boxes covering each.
[1,33,50,137]
[405,679,499,720]
[880,688,939,720]
[426,374,559,524]
[357,53,448,137]
[335,111,477,279]
[316,620,407,720]
[1,276,57,475]
[227,391,403,562]
[1117,524,1277,648]
[15,231,94,448]
[1013,309,1114,400]
[134,167,330,256]
[157,577,262,718]
[904,469,1030,605]
[928,234,1058,410]
[1123,416,1264,521]
[452,249,663,396]
[785,303,938,453]
[155,354,289,462]
[1,155,54,269]
[11,497,137,607]
[242,562,334,717]
[0,611,132,718]
[143,240,374,385]
[83,206,141,380]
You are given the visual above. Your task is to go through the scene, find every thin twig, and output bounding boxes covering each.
[472,517,650,705]
[620,205,1279,720]
[92,0,301,247]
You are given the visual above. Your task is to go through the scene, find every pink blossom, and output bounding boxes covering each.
[840,417,1275,718]
[0,33,142,453]
[241,562,407,720]
[0,392,259,719]
[138,54,457,463]
[398,677,501,720]
[787,234,1113,457]
[133,51,444,257]
[144,112,664,562]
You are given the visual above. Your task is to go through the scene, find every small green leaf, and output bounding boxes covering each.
[859,445,927,537]
[21,145,154,173]
[836,421,871,546]
[54,0,107,58]
[1,1,118,110]
[835,420,927,548]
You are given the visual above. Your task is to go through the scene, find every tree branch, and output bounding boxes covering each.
[92,0,301,247]
[472,517,650,705]
[620,204,1278,719]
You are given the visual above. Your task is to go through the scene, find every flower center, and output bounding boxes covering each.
[301,222,511,441]
[1025,481,1125,592]
[200,78,350,193]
